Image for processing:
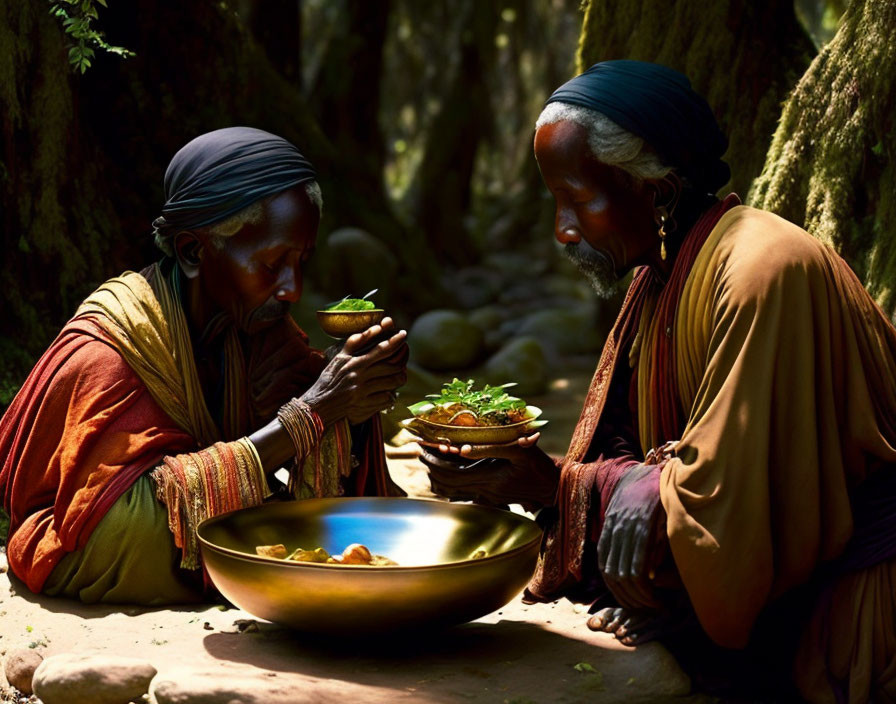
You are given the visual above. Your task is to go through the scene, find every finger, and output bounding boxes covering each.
[361,370,408,393]
[347,328,407,360]
[603,523,623,577]
[455,440,525,460]
[615,522,635,579]
[354,390,398,412]
[343,324,384,353]
[629,523,649,578]
[517,432,540,447]
[597,517,614,571]
[360,330,407,362]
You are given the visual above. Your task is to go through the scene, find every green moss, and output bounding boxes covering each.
[749,0,896,317]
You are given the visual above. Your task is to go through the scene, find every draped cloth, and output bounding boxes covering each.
[529,202,896,703]
[0,263,400,595]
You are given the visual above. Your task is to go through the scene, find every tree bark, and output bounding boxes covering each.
[310,0,390,205]
[244,0,303,87]
[413,0,500,267]
[748,0,896,318]
[0,1,117,405]
[575,0,815,199]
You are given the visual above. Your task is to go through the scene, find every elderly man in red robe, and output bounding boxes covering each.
[423,61,896,703]
[0,127,407,604]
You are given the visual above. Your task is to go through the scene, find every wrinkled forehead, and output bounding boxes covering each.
[534,120,595,174]
[235,186,320,251]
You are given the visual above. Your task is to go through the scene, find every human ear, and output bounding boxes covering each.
[173,231,204,279]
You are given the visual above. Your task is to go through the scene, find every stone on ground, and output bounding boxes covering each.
[149,669,387,704]
[408,309,483,370]
[31,652,156,704]
[483,336,549,395]
[3,648,43,695]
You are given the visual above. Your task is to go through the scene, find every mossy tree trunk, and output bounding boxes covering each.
[575,0,815,198]
[748,0,896,318]
[0,1,119,404]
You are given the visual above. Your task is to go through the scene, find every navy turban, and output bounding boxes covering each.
[546,60,730,192]
[153,126,317,252]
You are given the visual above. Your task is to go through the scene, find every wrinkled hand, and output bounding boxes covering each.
[597,463,662,609]
[420,433,558,511]
[301,317,409,425]
[249,320,326,419]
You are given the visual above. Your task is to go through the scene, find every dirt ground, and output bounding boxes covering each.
[0,366,766,703]
[0,448,716,704]
[0,545,703,703]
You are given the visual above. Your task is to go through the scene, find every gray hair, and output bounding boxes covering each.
[155,181,323,255]
[535,102,672,183]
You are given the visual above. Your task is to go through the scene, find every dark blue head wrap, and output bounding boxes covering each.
[546,60,730,192]
[153,126,317,253]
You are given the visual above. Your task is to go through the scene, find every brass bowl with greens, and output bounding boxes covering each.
[317,295,385,338]
[400,378,546,445]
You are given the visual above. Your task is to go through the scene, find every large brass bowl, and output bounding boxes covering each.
[400,406,547,445]
[316,309,385,338]
[197,498,542,634]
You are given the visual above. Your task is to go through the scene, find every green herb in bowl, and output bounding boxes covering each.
[317,291,385,338]
[402,378,546,445]
[327,298,377,312]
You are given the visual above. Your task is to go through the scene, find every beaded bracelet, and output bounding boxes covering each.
[277,398,325,459]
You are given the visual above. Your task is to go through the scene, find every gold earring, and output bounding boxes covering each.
[657,207,669,260]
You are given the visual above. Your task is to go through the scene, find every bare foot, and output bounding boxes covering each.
[587,606,686,646]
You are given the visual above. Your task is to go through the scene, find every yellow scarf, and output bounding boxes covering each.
[74,263,247,445]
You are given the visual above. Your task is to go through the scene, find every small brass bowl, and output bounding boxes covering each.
[198,498,542,634]
[316,309,386,338]
[400,406,547,446]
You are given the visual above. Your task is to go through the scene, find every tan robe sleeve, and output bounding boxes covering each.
[658,207,896,648]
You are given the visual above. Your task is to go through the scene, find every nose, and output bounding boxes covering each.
[555,221,582,245]
[274,265,303,304]
[554,202,582,244]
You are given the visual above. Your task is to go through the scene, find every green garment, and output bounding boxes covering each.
[44,475,202,605]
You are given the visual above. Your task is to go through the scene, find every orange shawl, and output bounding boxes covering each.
[0,265,398,592]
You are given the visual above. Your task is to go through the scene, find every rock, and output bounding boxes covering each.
[408,310,483,371]
[482,336,549,396]
[32,653,156,704]
[443,267,503,309]
[467,305,506,334]
[4,648,43,695]
[324,228,398,308]
[468,306,510,352]
[150,669,370,704]
[515,304,603,356]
